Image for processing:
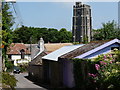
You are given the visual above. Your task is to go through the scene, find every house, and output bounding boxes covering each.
[7,43,31,66]
[28,51,47,82]
[42,39,120,88]
[28,38,73,82]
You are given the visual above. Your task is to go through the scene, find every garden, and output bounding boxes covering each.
[73,48,120,89]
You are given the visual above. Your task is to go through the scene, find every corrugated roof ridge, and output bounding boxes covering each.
[60,40,109,59]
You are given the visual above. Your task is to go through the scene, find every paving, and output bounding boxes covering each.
[14,72,47,90]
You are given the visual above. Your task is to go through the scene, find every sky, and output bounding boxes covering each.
[11,2,118,31]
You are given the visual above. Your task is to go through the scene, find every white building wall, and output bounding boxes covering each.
[12,55,21,60]
[11,54,31,66]
[25,55,31,61]
[11,55,31,60]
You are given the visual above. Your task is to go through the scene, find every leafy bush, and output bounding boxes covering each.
[2,72,17,89]
[73,59,93,89]
[88,49,120,89]
[73,49,120,89]
[17,63,28,72]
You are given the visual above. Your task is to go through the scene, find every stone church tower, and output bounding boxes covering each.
[72,2,92,43]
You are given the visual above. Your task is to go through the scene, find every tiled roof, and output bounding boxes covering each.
[25,43,73,54]
[44,43,73,53]
[60,40,111,59]
[32,43,73,60]
[7,43,31,55]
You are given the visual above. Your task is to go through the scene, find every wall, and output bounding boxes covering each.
[11,55,21,60]
[11,54,31,66]
[11,55,31,60]
[62,59,75,88]
[28,65,43,82]
[50,61,61,87]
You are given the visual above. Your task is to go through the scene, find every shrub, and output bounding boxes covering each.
[73,49,120,89]
[2,72,17,89]
[88,49,120,89]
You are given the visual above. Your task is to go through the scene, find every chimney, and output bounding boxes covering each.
[38,38,44,52]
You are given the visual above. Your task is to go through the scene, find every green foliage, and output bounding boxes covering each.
[5,61,13,71]
[58,28,72,43]
[82,36,88,44]
[73,59,92,89]
[73,50,120,89]
[17,63,28,72]
[73,42,80,45]
[2,3,14,71]
[2,72,17,89]
[12,26,72,43]
[2,3,13,50]
[93,20,119,40]
[88,50,120,89]
[2,3,14,31]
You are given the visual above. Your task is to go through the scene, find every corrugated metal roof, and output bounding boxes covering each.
[42,44,85,61]
[60,39,120,59]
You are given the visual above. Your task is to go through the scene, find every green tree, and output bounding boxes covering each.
[2,3,14,50]
[13,26,32,43]
[12,27,72,43]
[2,3,14,70]
[47,28,59,43]
[58,28,72,43]
[93,20,119,40]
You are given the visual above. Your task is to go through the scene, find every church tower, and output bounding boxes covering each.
[72,2,92,43]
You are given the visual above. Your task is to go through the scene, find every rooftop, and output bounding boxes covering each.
[42,44,85,61]
[7,43,31,55]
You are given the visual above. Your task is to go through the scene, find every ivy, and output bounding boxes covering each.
[73,59,94,89]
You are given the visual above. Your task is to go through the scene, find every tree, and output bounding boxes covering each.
[2,3,14,31]
[58,28,72,43]
[93,20,119,40]
[47,28,59,43]
[2,3,14,50]
[13,26,32,43]
[12,27,72,43]
[2,3,14,71]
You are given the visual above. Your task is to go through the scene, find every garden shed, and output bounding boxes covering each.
[42,39,120,88]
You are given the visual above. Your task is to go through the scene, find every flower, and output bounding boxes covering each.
[109,54,113,57]
[88,73,97,77]
[110,61,112,64]
[116,62,120,65]
[105,72,110,76]
[104,55,107,58]
[112,69,118,73]
[100,61,107,65]
[113,48,118,51]
[95,64,100,70]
